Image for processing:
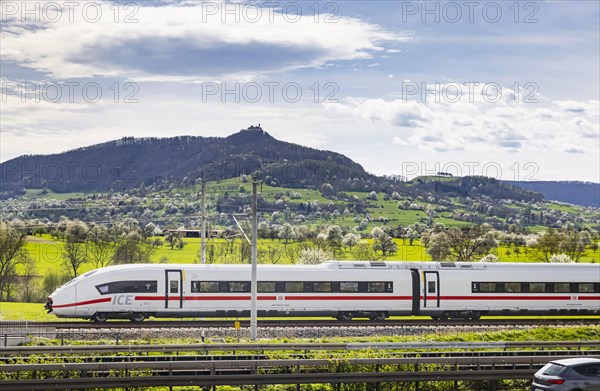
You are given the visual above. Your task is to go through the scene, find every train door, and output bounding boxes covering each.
[165,270,183,309]
[410,269,421,315]
[423,271,440,308]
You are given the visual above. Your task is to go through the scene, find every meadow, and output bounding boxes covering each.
[21,234,600,278]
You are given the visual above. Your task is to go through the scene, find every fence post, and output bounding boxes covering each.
[414,363,420,391]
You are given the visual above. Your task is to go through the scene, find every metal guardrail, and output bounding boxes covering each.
[2,340,599,355]
[2,342,598,390]
[0,354,589,373]
[0,369,537,391]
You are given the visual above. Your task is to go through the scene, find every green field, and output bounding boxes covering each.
[21,234,600,278]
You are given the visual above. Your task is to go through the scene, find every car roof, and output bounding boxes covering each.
[549,357,600,367]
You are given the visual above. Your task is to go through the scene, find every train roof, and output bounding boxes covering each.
[90,261,599,274]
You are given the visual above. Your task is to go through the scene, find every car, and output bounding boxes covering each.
[532,357,600,391]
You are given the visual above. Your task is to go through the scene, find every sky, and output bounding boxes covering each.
[1,0,599,182]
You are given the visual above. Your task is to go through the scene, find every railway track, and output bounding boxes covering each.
[4,318,598,329]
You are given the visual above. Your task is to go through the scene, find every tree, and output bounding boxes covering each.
[372,234,398,257]
[478,254,499,263]
[62,220,89,277]
[299,248,332,265]
[325,225,343,256]
[342,233,360,250]
[87,224,115,268]
[261,245,283,264]
[278,223,296,245]
[549,253,574,263]
[532,229,564,262]
[19,254,42,302]
[405,228,419,246]
[371,226,384,240]
[425,225,499,262]
[351,241,381,260]
[141,222,156,241]
[560,229,586,262]
[426,232,451,261]
[113,232,155,264]
[0,222,27,301]
[165,230,184,250]
[258,221,271,239]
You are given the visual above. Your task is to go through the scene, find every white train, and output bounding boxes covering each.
[45,261,600,322]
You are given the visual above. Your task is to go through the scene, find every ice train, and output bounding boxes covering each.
[45,261,600,322]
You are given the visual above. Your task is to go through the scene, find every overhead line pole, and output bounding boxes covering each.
[250,178,258,341]
[200,182,206,264]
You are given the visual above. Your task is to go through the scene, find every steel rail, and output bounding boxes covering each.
[2,318,598,329]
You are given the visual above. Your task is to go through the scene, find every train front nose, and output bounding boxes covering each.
[44,296,53,314]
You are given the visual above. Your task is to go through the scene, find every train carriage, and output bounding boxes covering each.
[45,261,600,322]
[427,262,600,319]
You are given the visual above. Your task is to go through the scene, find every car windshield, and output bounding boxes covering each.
[542,363,565,376]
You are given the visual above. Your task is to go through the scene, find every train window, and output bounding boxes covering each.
[427,281,436,293]
[229,282,250,293]
[367,282,385,293]
[285,282,304,292]
[554,283,570,293]
[198,282,219,293]
[313,282,331,292]
[578,283,594,293]
[258,282,276,293]
[340,282,359,293]
[479,282,496,292]
[505,283,521,293]
[170,281,178,294]
[95,281,157,295]
[529,283,545,293]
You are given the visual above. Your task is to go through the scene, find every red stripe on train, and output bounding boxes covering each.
[134,296,278,301]
[52,297,111,308]
[285,296,412,301]
[53,294,599,308]
[133,295,412,301]
[445,295,572,300]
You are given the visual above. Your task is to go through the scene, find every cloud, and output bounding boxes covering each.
[1,1,408,81]
[392,137,408,145]
[564,146,585,154]
[326,84,600,154]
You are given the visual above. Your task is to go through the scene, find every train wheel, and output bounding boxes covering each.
[92,313,107,322]
[468,312,481,320]
[337,312,353,321]
[369,312,387,321]
[129,313,146,323]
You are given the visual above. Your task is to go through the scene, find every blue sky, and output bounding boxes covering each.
[1,0,598,182]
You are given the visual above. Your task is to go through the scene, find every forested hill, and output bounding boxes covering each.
[1,125,543,204]
[0,126,373,197]
[504,181,600,208]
